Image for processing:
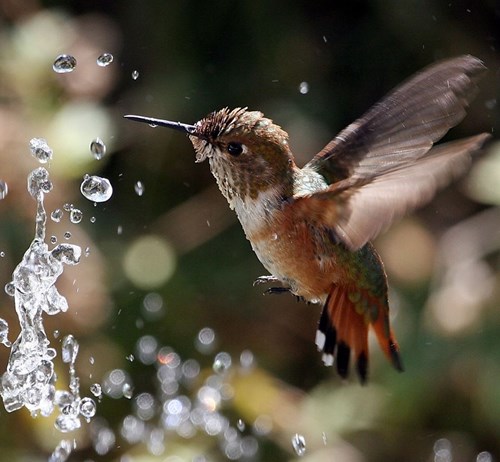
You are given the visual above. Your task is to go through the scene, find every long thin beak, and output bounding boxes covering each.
[124,114,198,136]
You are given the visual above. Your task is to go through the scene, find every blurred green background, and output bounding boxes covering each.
[0,1,498,461]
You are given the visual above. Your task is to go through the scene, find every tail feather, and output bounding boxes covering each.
[316,285,402,382]
[372,315,404,372]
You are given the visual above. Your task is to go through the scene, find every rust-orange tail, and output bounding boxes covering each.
[316,285,403,383]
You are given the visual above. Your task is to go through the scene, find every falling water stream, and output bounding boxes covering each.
[0,142,96,461]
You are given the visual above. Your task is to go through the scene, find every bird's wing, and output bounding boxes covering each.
[293,134,490,250]
[304,55,487,184]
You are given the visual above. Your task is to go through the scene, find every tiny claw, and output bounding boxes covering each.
[253,275,279,286]
[264,287,291,295]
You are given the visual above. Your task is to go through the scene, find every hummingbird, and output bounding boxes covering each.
[125,55,490,382]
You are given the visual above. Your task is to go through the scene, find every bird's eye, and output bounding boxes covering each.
[227,142,243,156]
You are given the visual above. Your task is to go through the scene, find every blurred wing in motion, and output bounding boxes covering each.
[305,55,487,183]
[332,134,489,249]
[297,55,490,249]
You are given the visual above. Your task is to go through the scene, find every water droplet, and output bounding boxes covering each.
[142,292,164,320]
[299,81,309,95]
[121,415,145,444]
[53,54,77,74]
[84,247,91,257]
[322,431,327,445]
[93,424,116,455]
[80,175,113,202]
[79,397,96,420]
[241,436,259,458]
[196,327,216,353]
[29,138,53,163]
[50,236,57,244]
[181,358,200,379]
[134,181,145,196]
[477,451,493,462]
[131,70,139,80]
[433,438,452,462]
[4,282,15,297]
[102,369,130,399]
[253,414,273,436]
[240,350,254,369]
[90,138,106,160]
[69,209,83,224]
[157,347,180,367]
[0,318,10,346]
[292,433,306,456]
[126,354,135,362]
[63,203,73,212]
[55,412,81,432]
[213,352,232,374]
[53,330,60,338]
[28,167,52,197]
[225,440,243,460]
[90,216,96,223]
[96,52,114,67]
[62,335,79,364]
[0,180,8,199]
[63,231,71,240]
[51,209,63,222]
[117,225,123,235]
[90,383,102,398]
[485,99,497,110]
[51,243,81,265]
[0,251,4,257]
[237,419,245,431]
[49,439,72,462]
[136,335,158,365]
[123,383,134,399]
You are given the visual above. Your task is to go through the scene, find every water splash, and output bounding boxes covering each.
[131,70,139,80]
[91,327,260,459]
[53,54,77,74]
[0,141,97,460]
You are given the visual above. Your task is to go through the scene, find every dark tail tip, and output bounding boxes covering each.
[336,342,351,378]
[356,351,368,384]
[389,341,404,372]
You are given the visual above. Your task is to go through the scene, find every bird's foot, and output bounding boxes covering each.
[254,275,293,296]
[253,275,280,286]
[264,287,291,295]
